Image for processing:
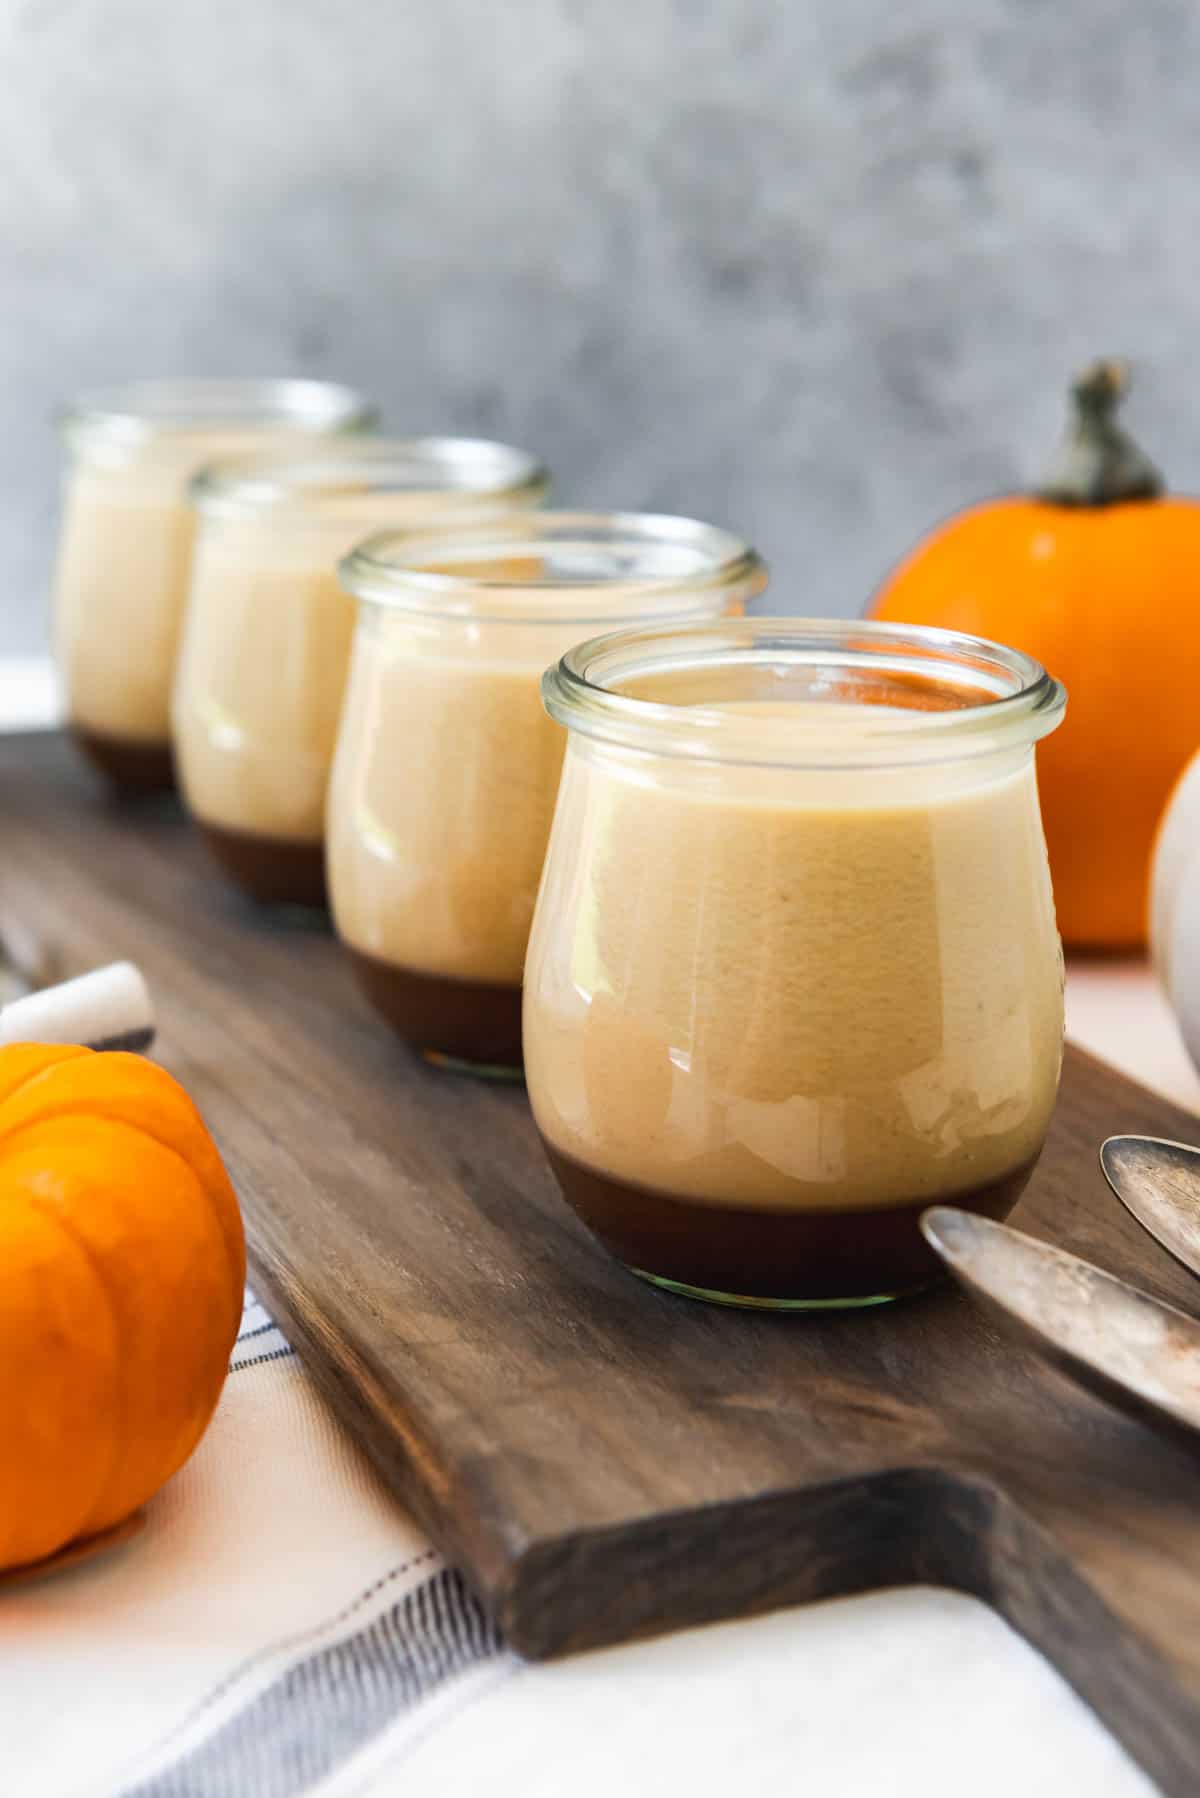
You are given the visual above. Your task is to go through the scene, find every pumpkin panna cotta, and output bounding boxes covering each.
[0,1043,244,1572]
[872,360,1200,949]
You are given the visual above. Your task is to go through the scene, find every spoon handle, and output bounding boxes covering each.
[922,1205,1200,1447]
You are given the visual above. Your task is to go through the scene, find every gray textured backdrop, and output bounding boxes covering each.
[3,0,1198,655]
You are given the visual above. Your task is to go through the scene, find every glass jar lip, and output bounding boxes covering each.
[63,378,377,453]
[542,616,1067,767]
[190,435,549,520]
[338,510,767,623]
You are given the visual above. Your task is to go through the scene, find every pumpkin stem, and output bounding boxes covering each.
[1035,360,1164,506]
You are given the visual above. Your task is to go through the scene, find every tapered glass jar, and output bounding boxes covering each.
[329,513,767,1071]
[173,439,548,906]
[524,617,1067,1309]
[54,379,375,792]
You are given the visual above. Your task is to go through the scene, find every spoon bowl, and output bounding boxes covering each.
[1101,1135,1200,1283]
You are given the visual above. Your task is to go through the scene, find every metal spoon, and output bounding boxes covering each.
[921,1206,1200,1445]
[1100,1135,1200,1283]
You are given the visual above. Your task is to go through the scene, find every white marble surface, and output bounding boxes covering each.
[4,669,1190,1795]
[0,659,60,732]
[1067,953,1200,1115]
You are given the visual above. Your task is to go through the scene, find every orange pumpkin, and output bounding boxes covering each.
[871,362,1200,948]
[0,1044,244,1570]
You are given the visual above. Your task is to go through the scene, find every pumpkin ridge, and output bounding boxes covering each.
[0,1052,94,1131]
[0,1109,243,1433]
[14,1194,128,1544]
[0,1103,245,1311]
[15,1117,238,1529]
[0,1051,244,1569]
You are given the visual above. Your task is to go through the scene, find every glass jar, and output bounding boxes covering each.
[524,617,1067,1310]
[173,439,548,907]
[53,378,375,792]
[329,513,767,1072]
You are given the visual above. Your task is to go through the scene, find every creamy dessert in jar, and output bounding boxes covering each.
[523,618,1067,1308]
[328,513,767,1070]
[53,379,375,792]
[172,440,548,906]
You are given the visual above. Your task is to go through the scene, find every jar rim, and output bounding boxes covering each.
[542,616,1067,767]
[64,378,378,453]
[190,436,549,519]
[338,511,767,622]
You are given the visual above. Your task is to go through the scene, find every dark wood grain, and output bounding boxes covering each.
[6,732,1200,1792]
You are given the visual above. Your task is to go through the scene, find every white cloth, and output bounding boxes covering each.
[0,674,1174,1797]
[0,658,60,732]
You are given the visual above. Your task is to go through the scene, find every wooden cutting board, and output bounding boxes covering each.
[5,733,1200,1794]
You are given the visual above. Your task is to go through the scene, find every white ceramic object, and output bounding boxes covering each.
[0,961,154,1052]
[1151,750,1200,1072]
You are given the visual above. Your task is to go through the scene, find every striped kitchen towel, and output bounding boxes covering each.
[0,1291,517,1798]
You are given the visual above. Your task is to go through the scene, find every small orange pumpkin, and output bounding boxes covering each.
[872,362,1200,948]
[0,1044,244,1570]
